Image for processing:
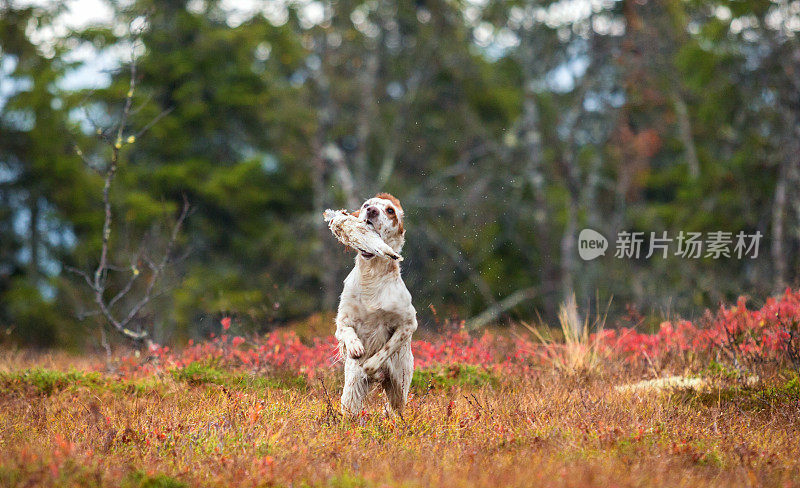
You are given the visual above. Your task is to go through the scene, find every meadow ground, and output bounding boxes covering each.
[1,352,800,487]
[3,290,800,487]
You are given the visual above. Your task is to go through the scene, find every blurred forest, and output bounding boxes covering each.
[1,0,799,348]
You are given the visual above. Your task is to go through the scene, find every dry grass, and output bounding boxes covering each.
[1,351,799,488]
[524,294,609,374]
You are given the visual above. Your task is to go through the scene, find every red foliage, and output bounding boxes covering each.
[594,288,800,366]
[113,289,800,378]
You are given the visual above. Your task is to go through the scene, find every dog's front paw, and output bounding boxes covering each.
[362,358,381,378]
[347,340,365,359]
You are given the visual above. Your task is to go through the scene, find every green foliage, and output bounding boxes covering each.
[1,0,799,346]
[0,5,100,347]
[2,280,67,347]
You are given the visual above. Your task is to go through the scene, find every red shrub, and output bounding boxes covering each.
[112,289,800,378]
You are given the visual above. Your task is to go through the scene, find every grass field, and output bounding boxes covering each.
[1,352,800,487]
[3,291,800,487]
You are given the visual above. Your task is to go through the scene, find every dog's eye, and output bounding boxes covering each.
[363,203,368,208]
[386,207,395,215]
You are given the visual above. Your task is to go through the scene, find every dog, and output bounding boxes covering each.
[334,193,417,416]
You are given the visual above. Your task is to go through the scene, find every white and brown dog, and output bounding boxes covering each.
[335,193,417,416]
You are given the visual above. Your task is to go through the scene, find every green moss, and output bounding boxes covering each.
[411,364,499,392]
[0,466,21,488]
[255,442,275,457]
[171,362,306,390]
[683,374,800,410]
[0,368,166,397]
[171,362,227,385]
[0,368,102,395]
[326,473,374,488]
[703,360,740,379]
[123,471,187,488]
[696,449,724,467]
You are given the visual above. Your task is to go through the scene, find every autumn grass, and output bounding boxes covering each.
[524,293,610,374]
[1,352,799,488]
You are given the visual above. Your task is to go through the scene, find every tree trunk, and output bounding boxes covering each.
[673,93,700,179]
[353,40,379,194]
[28,193,40,279]
[772,158,788,290]
[560,198,578,301]
[518,33,556,318]
[312,143,338,310]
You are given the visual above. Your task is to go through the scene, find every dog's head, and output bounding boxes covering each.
[353,193,405,256]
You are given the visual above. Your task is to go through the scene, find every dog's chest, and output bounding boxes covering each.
[351,307,402,354]
[340,264,412,355]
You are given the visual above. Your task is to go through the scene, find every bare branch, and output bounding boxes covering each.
[107,264,141,309]
[466,287,537,331]
[69,23,189,348]
[115,46,137,146]
[72,144,104,174]
[117,197,189,328]
[65,265,96,289]
[76,310,101,320]
[134,106,175,139]
[420,223,498,308]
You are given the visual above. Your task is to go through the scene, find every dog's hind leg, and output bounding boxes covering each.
[341,358,369,416]
[383,344,414,414]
